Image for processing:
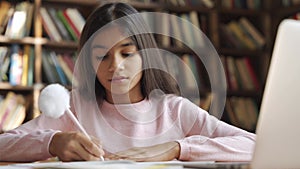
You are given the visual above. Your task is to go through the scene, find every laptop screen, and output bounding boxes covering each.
[251,19,300,169]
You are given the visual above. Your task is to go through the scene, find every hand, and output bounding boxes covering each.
[107,141,180,162]
[49,132,105,161]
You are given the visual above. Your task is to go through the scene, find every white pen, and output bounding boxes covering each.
[65,109,105,161]
[39,84,105,161]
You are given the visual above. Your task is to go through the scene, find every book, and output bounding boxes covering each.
[5,11,27,38]
[239,17,265,49]
[40,7,62,41]
[164,52,180,82]
[219,55,229,90]
[49,51,68,85]
[243,57,260,90]
[0,46,9,82]
[201,0,215,8]
[2,103,25,131]
[156,12,171,47]
[0,1,11,34]
[1,94,25,131]
[179,13,194,47]
[219,23,243,48]
[189,11,205,47]
[0,50,10,82]
[61,53,75,72]
[21,45,30,86]
[170,13,184,48]
[56,9,78,41]
[234,57,255,90]
[41,50,59,83]
[226,56,239,90]
[0,92,17,130]
[0,92,25,131]
[27,45,34,86]
[47,7,72,41]
[230,97,253,131]
[225,98,239,127]
[200,93,212,111]
[0,7,14,34]
[227,20,256,50]
[181,54,198,90]
[56,54,73,85]
[4,1,32,38]
[62,9,81,39]
[244,97,258,131]
[65,8,85,35]
[23,1,33,37]
[188,54,201,88]
[9,45,23,86]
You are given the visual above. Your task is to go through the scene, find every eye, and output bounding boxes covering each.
[122,53,135,57]
[96,54,108,60]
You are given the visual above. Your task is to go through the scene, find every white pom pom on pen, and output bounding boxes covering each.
[38,83,104,161]
[38,83,88,136]
[38,83,70,118]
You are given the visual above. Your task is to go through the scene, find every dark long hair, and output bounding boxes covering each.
[76,2,179,103]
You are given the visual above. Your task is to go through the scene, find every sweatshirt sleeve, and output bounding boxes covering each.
[175,98,256,162]
[0,113,75,162]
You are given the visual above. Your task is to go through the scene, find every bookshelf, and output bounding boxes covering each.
[0,0,300,132]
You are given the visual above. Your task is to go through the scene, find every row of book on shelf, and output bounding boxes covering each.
[133,0,214,8]
[282,0,300,6]
[221,0,262,9]
[0,1,33,39]
[192,93,258,132]
[162,52,260,94]
[40,6,85,42]
[42,50,76,86]
[291,12,300,20]
[0,45,34,86]
[142,10,208,48]
[161,0,214,8]
[0,44,76,86]
[164,53,202,92]
[225,96,258,132]
[220,17,266,50]
[0,91,26,132]
[0,0,86,42]
[221,55,260,91]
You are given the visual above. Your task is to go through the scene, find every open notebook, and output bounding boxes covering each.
[251,19,300,169]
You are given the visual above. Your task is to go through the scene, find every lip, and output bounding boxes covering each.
[109,76,129,83]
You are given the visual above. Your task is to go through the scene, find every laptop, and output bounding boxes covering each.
[186,19,300,169]
[251,19,300,169]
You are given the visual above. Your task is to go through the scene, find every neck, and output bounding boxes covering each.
[106,92,144,104]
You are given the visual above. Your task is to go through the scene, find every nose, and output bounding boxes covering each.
[108,53,125,72]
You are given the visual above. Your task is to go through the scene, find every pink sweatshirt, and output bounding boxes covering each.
[0,93,255,162]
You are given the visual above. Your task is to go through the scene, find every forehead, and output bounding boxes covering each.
[91,26,129,49]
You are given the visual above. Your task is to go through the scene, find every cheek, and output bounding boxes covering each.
[94,63,107,83]
[127,55,143,71]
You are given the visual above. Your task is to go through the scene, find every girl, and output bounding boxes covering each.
[0,2,255,162]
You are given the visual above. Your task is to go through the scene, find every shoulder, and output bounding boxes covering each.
[151,94,205,114]
[69,89,96,116]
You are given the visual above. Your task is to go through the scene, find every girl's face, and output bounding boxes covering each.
[91,27,143,104]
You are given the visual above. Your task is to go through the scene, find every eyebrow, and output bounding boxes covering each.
[92,41,135,50]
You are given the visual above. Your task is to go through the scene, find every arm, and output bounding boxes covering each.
[0,113,73,162]
[176,98,256,162]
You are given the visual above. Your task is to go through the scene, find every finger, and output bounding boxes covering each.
[91,137,105,157]
[74,142,101,161]
[59,150,82,162]
[76,134,103,158]
[91,136,102,148]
